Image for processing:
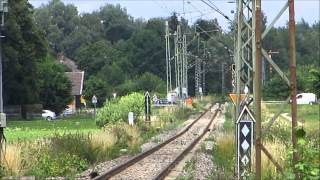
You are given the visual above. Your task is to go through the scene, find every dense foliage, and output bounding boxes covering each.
[3,0,319,112]
[33,0,319,104]
[3,0,72,114]
[96,92,144,127]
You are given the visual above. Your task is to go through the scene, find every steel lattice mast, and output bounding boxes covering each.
[234,0,299,178]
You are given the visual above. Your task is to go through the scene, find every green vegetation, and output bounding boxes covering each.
[3,123,142,178]
[176,160,196,180]
[4,0,72,115]
[210,103,235,179]
[3,0,318,115]
[96,92,144,127]
[265,104,319,130]
[6,117,97,142]
[2,0,318,178]
[3,94,213,179]
[210,103,319,179]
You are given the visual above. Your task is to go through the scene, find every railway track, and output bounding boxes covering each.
[93,103,221,180]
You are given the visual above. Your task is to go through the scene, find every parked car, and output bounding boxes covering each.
[62,108,73,117]
[42,110,56,120]
[158,98,169,105]
[296,93,317,105]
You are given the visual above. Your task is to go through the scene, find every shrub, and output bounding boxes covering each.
[48,133,103,164]
[283,129,320,179]
[96,92,144,127]
[211,133,235,179]
[103,122,142,155]
[27,152,88,178]
[1,144,23,176]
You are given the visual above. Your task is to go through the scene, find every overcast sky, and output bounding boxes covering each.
[29,0,320,30]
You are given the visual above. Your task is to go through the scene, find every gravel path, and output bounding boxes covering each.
[176,103,226,180]
[109,104,218,180]
[76,104,216,180]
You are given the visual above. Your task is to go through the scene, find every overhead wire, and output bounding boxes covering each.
[200,0,232,22]
[154,0,172,15]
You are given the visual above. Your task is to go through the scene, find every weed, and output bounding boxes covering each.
[1,144,22,176]
[176,159,196,180]
[27,152,88,179]
[210,133,235,179]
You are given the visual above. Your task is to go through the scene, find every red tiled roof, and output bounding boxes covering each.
[65,72,84,95]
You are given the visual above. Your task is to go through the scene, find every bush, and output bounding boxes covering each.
[96,92,144,127]
[283,129,320,179]
[49,133,103,164]
[103,122,142,155]
[27,152,88,178]
[210,133,235,179]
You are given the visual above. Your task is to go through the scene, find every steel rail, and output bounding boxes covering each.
[93,103,218,180]
[154,104,221,180]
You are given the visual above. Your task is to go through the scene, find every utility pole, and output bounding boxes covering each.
[165,21,172,94]
[255,0,262,178]
[173,24,190,99]
[0,0,8,163]
[194,33,201,97]
[234,0,299,178]
[202,61,206,95]
[195,57,201,97]
[182,34,188,98]
[221,63,225,95]
[288,0,299,178]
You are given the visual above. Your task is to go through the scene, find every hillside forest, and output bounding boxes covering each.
[3,0,319,113]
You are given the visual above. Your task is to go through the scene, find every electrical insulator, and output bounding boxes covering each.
[0,0,8,13]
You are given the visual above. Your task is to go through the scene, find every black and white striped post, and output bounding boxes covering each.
[236,105,255,178]
[144,91,151,125]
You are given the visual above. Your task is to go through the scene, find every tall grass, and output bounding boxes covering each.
[250,140,286,179]
[1,122,143,178]
[1,144,23,175]
[211,133,235,179]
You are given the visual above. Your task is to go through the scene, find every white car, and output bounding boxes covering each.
[42,110,56,120]
[296,93,317,105]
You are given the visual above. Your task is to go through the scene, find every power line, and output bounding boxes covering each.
[200,0,232,22]
[186,1,205,16]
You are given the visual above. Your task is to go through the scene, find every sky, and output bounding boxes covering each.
[29,0,320,31]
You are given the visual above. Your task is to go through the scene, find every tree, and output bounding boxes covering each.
[83,76,110,107]
[3,0,47,106]
[307,68,320,97]
[37,56,72,114]
[34,0,79,54]
[100,4,134,43]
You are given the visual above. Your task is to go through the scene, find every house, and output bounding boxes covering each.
[65,71,85,111]
[57,53,86,111]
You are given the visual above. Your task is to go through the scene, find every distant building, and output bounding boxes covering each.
[65,71,85,111]
[57,53,81,72]
[58,53,85,111]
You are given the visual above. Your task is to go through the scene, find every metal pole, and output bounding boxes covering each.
[254,0,262,178]
[0,17,3,113]
[165,21,169,94]
[235,0,242,118]
[221,63,225,95]
[0,6,4,165]
[94,103,96,118]
[288,0,299,178]
[202,61,205,95]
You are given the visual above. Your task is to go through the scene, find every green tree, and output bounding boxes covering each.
[3,0,47,105]
[100,4,134,43]
[83,76,110,107]
[37,57,72,113]
[263,74,290,100]
[308,68,320,97]
[136,72,166,93]
[34,0,79,54]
